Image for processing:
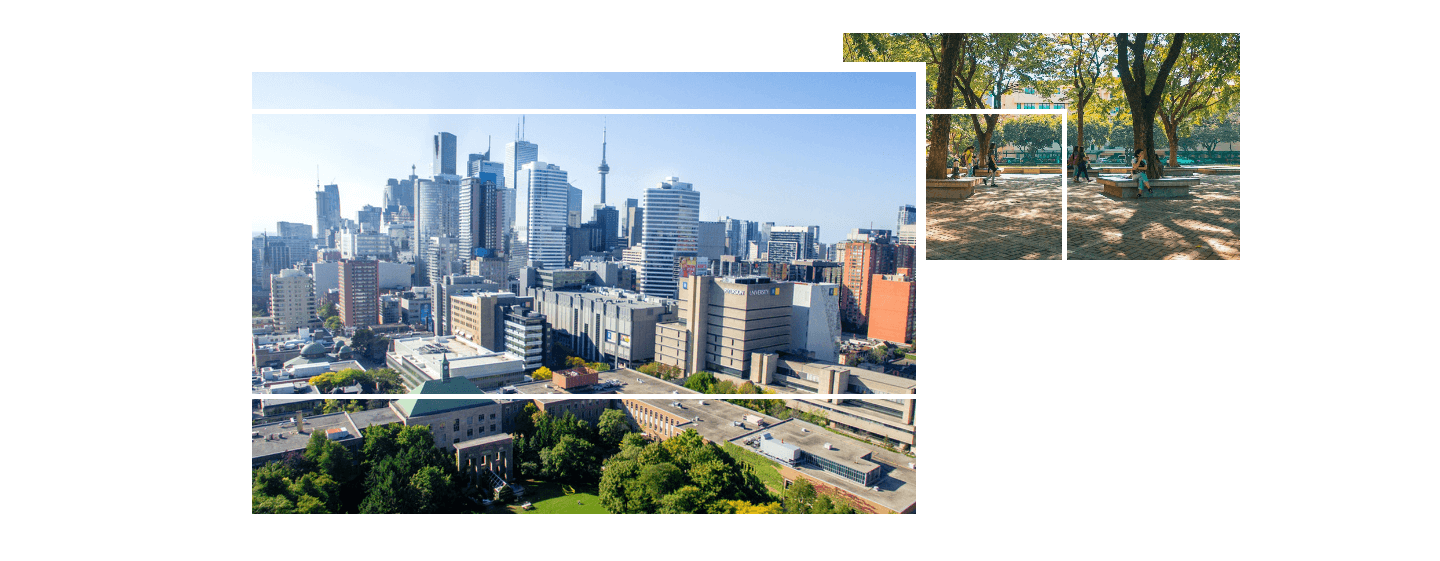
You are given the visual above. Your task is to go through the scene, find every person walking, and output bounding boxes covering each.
[1132,148,1153,198]
[962,146,976,177]
[1077,151,1091,182]
[985,142,999,185]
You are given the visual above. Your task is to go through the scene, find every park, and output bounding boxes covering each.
[846,33,1240,260]
[926,114,1062,260]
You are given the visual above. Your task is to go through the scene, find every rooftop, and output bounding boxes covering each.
[395,377,497,418]
[731,418,917,513]
[252,412,357,460]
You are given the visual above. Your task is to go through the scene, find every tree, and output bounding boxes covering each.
[949,34,1052,166]
[531,366,553,381]
[596,408,630,449]
[1115,33,1187,178]
[658,485,708,514]
[587,362,612,373]
[540,434,600,484]
[318,302,338,320]
[785,478,818,514]
[1157,33,1239,167]
[565,356,587,368]
[999,115,1061,163]
[1055,33,1115,159]
[1187,111,1240,155]
[927,33,963,179]
[683,371,718,393]
[325,315,343,331]
[408,465,461,514]
[868,346,890,364]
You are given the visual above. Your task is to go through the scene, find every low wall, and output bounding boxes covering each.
[926,178,980,201]
[1096,176,1200,199]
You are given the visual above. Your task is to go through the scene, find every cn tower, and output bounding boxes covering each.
[597,128,609,204]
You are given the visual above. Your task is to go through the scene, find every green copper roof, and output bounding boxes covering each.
[394,377,496,418]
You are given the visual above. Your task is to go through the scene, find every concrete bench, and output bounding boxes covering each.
[1095,175,1200,199]
[927,177,983,201]
[1196,167,1240,175]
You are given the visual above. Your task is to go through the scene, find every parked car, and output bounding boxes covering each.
[1175,156,1196,165]
[1100,155,1129,164]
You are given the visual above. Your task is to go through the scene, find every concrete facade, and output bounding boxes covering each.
[526,286,678,367]
[790,282,842,362]
[656,276,793,378]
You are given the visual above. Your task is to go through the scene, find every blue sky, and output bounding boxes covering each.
[252,114,916,245]
[253,72,915,109]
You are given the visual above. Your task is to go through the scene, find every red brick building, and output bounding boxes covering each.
[339,259,379,327]
[552,366,599,390]
[866,267,915,344]
[838,238,896,329]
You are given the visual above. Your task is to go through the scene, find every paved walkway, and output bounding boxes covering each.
[927,175,1061,260]
[1067,175,1241,260]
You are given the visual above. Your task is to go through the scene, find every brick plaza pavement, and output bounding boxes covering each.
[927,175,1061,260]
[1067,175,1240,260]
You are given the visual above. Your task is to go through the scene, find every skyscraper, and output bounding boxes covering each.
[414,175,460,285]
[597,128,610,204]
[567,183,583,228]
[723,217,759,260]
[459,173,505,260]
[505,125,539,241]
[433,132,457,176]
[357,205,382,233]
[637,177,701,298]
[516,161,570,269]
[592,205,619,249]
[897,204,917,232]
[315,183,341,247]
[621,198,639,240]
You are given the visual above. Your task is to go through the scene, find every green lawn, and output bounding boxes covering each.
[722,443,785,495]
[506,480,607,514]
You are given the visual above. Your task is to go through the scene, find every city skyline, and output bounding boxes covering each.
[252,114,915,245]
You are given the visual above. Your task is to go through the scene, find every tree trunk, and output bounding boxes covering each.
[972,114,999,167]
[1075,109,1086,172]
[1116,33,1186,180]
[926,34,962,180]
[1161,115,1181,167]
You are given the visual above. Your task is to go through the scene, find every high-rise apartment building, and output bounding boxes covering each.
[838,230,897,329]
[516,161,569,270]
[270,268,317,332]
[636,177,700,298]
[339,259,379,328]
[768,226,815,263]
[433,132,457,176]
[655,276,792,377]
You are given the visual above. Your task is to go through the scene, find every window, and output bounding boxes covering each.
[467,429,473,437]
[490,424,496,432]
